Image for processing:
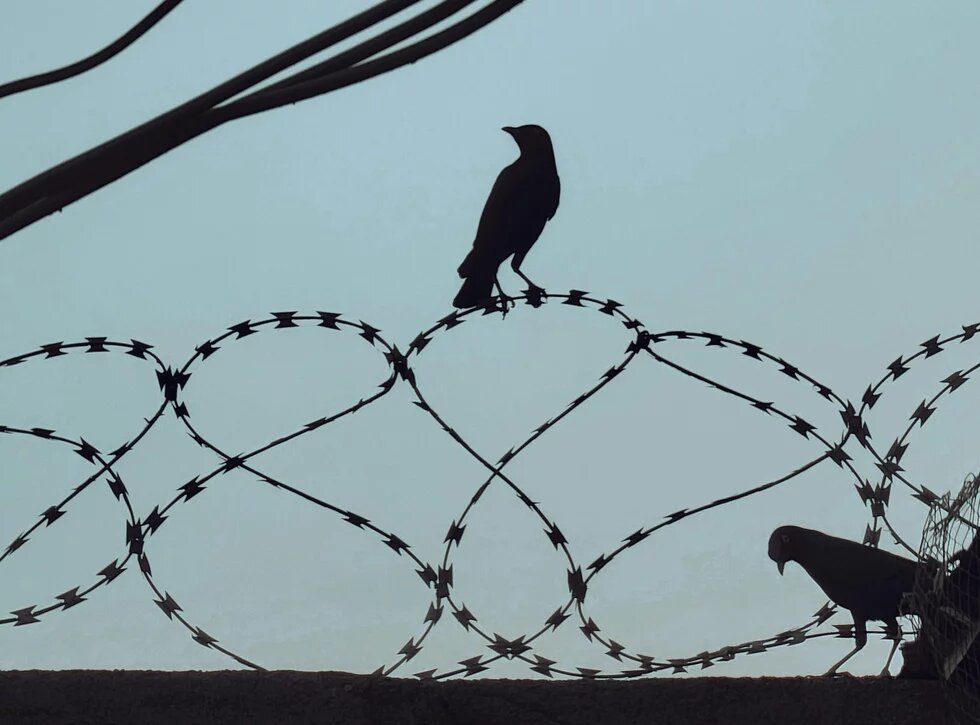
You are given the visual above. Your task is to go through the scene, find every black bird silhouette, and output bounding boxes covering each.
[453,124,560,312]
[768,525,920,676]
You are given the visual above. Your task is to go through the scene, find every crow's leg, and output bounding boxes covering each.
[511,254,545,295]
[514,268,545,295]
[879,619,901,676]
[493,276,511,318]
[824,618,867,676]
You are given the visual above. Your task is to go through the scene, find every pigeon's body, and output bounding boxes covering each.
[769,525,920,675]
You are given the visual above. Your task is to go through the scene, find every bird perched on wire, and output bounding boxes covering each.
[768,525,920,676]
[453,124,560,313]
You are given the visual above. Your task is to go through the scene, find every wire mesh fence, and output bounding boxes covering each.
[915,473,980,723]
[2,289,980,686]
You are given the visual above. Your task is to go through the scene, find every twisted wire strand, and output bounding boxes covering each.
[0,0,185,101]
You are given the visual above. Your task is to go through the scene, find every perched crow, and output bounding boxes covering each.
[768,525,920,676]
[453,124,560,311]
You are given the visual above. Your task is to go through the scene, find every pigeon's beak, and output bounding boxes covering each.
[768,533,785,575]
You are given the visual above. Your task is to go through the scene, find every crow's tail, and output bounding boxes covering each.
[453,270,495,308]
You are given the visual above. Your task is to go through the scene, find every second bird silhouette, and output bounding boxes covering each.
[453,125,560,312]
[768,525,919,676]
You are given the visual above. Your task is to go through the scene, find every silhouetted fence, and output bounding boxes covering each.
[2,290,978,682]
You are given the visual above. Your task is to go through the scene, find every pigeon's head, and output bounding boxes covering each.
[502,124,553,154]
[768,526,801,575]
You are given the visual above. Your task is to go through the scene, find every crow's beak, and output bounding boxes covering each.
[502,126,517,136]
[777,560,785,576]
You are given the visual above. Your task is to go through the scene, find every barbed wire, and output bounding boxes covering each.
[2,289,977,678]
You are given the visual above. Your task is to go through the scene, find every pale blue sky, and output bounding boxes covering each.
[2,1,980,677]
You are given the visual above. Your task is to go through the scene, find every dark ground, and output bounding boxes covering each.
[0,671,953,724]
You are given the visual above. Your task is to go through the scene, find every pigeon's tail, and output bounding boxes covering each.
[453,270,495,308]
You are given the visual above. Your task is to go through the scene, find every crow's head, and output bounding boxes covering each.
[502,124,553,154]
[768,525,801,575]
